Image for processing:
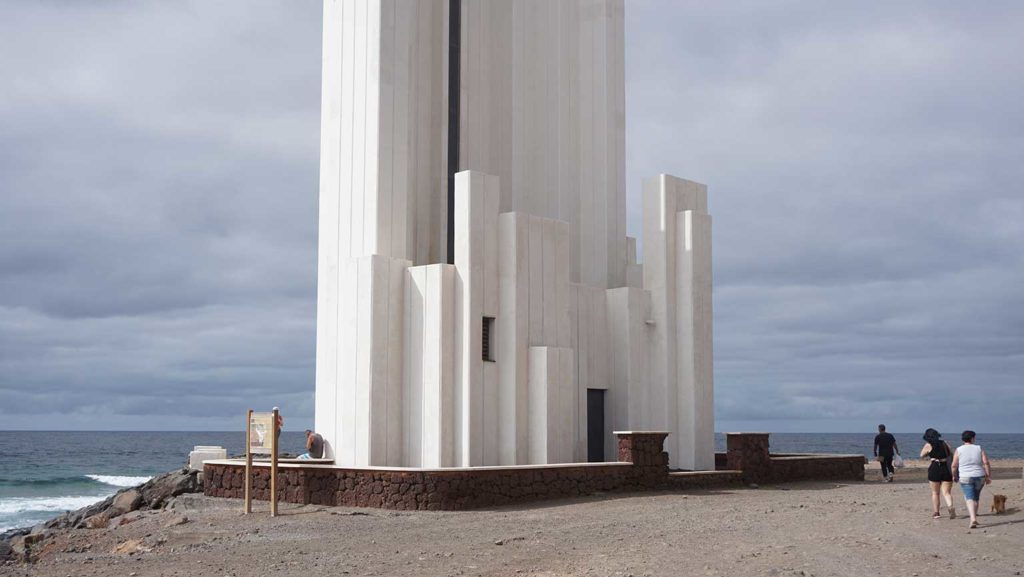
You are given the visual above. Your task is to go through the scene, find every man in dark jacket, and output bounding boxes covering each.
[873,424,899,482]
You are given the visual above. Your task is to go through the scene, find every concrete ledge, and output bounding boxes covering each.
[612,431,671,435]
[204,459,631,473]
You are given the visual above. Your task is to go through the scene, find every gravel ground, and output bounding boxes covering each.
[4,460,1022,577]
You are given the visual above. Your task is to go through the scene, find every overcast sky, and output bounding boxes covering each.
[1,1,1021,433]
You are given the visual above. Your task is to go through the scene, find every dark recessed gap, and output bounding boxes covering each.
[446,0,461,265]
[482,316,495,362]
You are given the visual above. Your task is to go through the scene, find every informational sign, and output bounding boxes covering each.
[245,408,279,516]
[248,412,275,455]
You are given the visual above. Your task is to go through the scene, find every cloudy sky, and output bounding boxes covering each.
[1,1,1021,433]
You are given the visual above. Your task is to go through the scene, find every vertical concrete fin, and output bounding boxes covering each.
[454,170,500,465]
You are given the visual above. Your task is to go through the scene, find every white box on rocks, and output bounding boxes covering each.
[188,446,227,471]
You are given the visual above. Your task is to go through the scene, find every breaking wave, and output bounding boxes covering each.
[84,475,151,488]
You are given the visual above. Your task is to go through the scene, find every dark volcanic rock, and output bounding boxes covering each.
[141,468,201,509]
[8,536,29,563]
[110,488,143,516]
[2,467,204,541]
[0,527,29,543]
[71,495,117,528]
[83,513,110,529]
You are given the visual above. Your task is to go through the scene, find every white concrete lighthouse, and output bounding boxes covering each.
[314,0,714,471]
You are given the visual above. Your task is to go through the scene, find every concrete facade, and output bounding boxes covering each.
[315,0,715,470]
[458,0,626,289]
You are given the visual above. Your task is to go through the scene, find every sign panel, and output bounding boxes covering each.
[244,408,278,516]
[248,412,275,455]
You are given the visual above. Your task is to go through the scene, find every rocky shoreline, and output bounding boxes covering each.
[0,467,202,564]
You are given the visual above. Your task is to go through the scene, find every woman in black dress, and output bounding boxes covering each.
[919,428,955,519]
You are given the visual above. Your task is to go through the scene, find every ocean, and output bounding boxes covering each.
[1,431,1020,533]
[0,431,307,533]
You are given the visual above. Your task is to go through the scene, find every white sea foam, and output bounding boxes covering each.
[0,475,153,532]
[85,475,152,488]
[0,494,110,516]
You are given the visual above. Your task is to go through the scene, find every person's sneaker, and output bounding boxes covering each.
[949,507,956,519]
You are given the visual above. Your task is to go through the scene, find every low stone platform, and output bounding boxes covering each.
[203,432,863,511]
[205,432,697,510]
[767,454,867,483]
[723,433,867,484]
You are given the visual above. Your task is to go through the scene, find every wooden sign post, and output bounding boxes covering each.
[245,410,253,514]
[244,409,279,517]
[270,407,279,517]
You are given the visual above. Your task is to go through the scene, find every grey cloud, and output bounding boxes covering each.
[0,1,321,429]
[1,1,1022,432]
[625,0,1024,432]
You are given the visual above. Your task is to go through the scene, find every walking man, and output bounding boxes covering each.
[874,424,899,482]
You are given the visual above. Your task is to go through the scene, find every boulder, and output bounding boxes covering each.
[70,495,116,529]
[0,540,13,562]
[84,513,110,529]
[140,468,201,509]
[110,489,143,517]
[9,536,27,562]
[0,527,29,542]
[42,512,73,531]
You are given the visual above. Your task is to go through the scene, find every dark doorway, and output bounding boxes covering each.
[586,389,606,462]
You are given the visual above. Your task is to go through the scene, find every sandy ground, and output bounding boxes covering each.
[4,460,1022,577]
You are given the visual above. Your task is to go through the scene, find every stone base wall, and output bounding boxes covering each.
[726,433,772,483]
[726,433,866,484]
[616,431,671,486]
[205,432,691,511]
[206,463,643,510]
[666,471,744,490]
[767,456,866,483]
[203,432,865,511]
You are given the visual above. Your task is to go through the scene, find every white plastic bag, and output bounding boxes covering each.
[893,454,905,469]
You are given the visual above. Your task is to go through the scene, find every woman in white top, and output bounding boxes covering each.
[951,430,991,529]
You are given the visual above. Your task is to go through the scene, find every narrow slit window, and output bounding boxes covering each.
[482,317,495,362]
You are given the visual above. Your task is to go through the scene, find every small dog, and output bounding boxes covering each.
[991,494,1007,514]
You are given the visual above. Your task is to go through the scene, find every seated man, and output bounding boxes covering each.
[298,429,325,460]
